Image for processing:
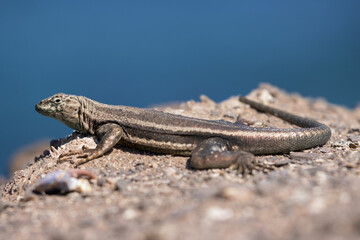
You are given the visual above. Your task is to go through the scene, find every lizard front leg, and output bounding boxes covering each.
[190,137,272,175]
[58,123,124,166]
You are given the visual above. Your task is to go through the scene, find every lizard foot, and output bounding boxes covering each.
[190,138,274,176]
[230,152,274,176]
[57,146,99,166]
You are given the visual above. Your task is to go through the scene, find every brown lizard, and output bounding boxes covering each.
[35,94,331,173]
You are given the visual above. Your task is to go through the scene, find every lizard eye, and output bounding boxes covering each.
[54,98,62,104]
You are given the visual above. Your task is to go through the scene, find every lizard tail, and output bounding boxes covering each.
[239,96,331,151]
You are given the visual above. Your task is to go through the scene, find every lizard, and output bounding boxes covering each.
[35,93,331,173]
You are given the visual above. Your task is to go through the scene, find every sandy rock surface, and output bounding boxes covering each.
[1,84,360,240]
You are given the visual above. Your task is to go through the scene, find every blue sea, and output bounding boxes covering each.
[0,0,359,177]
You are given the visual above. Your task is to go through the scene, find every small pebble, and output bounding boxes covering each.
[331,140,347,148]
[199,95,216,105]
[349,143,357,149]
[348,128,360,134]
[164,167,177,176]
[274,159,290,167]
[348,135,360,142]
[217,186,253,202]
[123,209,138,220]
[205,206,234,221]
[258,89,274,104]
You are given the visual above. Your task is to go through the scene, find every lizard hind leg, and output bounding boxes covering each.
[190,137,272,175]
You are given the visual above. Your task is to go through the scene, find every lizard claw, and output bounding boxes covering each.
[58,145,92,157]
[57,148,97,166]
[231,155,274,176]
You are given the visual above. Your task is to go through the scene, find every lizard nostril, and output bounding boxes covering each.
[35,101,43,112]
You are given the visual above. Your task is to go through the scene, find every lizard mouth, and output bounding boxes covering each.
[35,103,42,113]
[35,102,48,116]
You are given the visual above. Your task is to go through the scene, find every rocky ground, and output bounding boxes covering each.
[1,84,360,240]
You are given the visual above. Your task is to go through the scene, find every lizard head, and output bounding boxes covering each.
[35,93,82,131]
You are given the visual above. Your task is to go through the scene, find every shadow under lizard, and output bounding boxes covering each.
[35,94,331,174]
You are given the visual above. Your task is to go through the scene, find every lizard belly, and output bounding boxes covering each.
[119,128,202,156]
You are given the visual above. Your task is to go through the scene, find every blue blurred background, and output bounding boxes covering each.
[0,0,359,177]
